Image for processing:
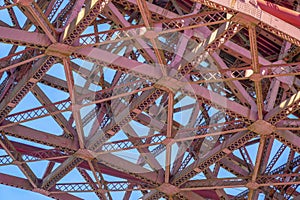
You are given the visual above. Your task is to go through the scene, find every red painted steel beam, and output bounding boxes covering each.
[0,141,147,183]
[74,47,163,81]
[0,172,33,190]
[62,0,111,44]
[96,153,163,184]
[193,190,228,199]
[76,46,256,122]
[49,193,83,200]
[0,172,83,200]
[0,26,51,48]
[257,0,300,27]
[265,91,300,124]
[32,85,75,139]
[193,0,300,46]
[2,123,78,150]
[275,130,300,153]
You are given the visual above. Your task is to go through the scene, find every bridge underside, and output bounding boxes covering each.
[0,0,300,199]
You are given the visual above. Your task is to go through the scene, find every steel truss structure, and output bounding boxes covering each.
[0,0,300,199]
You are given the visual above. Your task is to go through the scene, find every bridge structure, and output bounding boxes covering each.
[0,0,300,199]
